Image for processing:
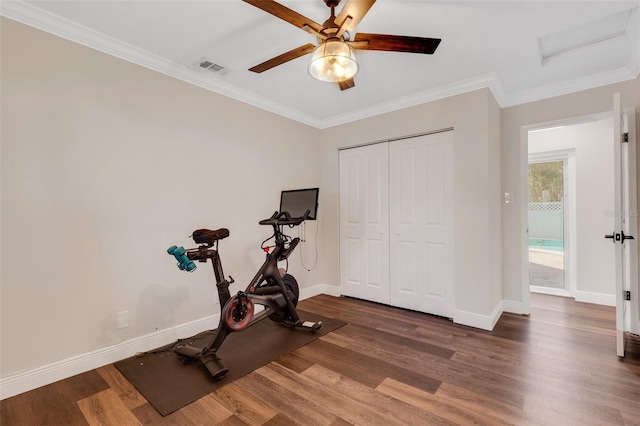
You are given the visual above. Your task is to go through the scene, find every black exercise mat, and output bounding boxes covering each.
[114,310,346,416]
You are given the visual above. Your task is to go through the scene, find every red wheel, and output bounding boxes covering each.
[224,296,254,331]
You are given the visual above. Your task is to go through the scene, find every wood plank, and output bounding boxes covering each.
[320,323,527,408]
[96,364,147,409]
[274,351,315,373]
[132,402,199,425]
[376,377,534,425]
[329,419,354,426]
[300,295,450,330]
[77,388,142,425]
[451,346,640,410]
[621,409,640,426]
[214,380,279,425]
[302,364,455,425]
[179,392,235,424]
[0,370,109,426]
[340,322,455,359]
[263,412,299,425]
[216,415,251,426]
[434,381,544,425]
[255,362,402,425]
[524,393,625,426]
[296,337,442,393]
[238,371,340,425]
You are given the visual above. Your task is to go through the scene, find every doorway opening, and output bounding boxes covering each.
[527,154,574,297]
[522,113,616,312]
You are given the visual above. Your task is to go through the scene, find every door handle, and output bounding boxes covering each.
[604,231,635,244]
[621,231,635,244]
[605,231,615,243]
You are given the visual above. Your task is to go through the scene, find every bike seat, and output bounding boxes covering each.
[192,228,229,246]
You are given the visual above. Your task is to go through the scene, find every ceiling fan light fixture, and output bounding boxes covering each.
[308,39,358,83]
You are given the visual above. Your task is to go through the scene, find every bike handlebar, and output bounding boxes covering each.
[169,211,308,272]
[258,210,310,226]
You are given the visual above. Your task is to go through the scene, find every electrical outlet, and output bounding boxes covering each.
[117,311,129,329]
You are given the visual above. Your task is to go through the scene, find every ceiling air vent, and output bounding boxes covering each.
[197,58,229,76]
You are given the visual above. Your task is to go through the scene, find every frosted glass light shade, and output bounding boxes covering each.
[308,40,358,83]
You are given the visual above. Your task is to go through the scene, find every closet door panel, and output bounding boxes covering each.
[426,242,446,297]
[390,132,454,318]
[339,144,390,304]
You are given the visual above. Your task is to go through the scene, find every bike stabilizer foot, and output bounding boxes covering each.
[201,352,229,379]
[174,344,228,379]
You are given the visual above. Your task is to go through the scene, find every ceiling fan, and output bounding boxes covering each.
[243,0,441,90]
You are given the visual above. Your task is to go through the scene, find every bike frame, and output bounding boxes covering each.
[172,213,319,379]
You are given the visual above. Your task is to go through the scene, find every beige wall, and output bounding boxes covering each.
[318,88,503,322]
[1,18,321,376]
[501,78,640,307]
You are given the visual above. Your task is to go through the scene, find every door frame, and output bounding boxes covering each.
[520,111,612,315]
[622,107,639,336]
[527,150,576,298]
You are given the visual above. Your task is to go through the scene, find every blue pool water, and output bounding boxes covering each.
[529,239,564,252]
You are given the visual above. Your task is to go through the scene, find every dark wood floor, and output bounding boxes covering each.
[2,293,640,425]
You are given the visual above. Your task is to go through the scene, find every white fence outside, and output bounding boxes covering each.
[529,201,563,240]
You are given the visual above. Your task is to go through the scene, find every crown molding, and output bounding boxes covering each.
[0,1,321,127]
[0,1,509,129]
[503,67,639,107]
[2,1,637,129]
[316,73,508,129]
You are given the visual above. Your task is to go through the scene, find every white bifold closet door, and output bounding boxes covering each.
[339,131,454,318]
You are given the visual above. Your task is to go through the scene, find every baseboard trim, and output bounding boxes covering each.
[454,301,503,331]
[0,287,341,400]
[574,290,616,307]
[530,285,572,298]
[502,299,527,315]
[300,284,342,299]
[0,314,218,400]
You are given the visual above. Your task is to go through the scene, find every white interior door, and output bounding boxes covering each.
[339,144,390,304]
[389,132,454,318]
[622,108,639,337]
[614,94,639,356]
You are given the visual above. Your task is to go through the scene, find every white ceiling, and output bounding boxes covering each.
[2,0,639,128]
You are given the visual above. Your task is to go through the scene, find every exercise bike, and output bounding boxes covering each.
[166,210,322,379]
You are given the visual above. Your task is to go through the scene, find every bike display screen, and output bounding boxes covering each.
[280,188,319,220]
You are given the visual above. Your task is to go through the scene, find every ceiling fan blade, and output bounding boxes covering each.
[338,78,355,91]
[335,0,376,32]
[249,43,316,73]
[242,0,323,34]
[353,33,441,54]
